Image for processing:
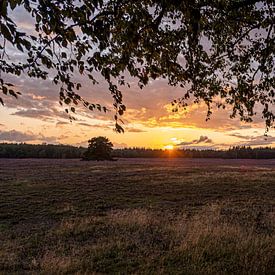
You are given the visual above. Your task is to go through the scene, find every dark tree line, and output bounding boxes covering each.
[0,143,85,159]
[1,143,275,159]
[114,147,275,159]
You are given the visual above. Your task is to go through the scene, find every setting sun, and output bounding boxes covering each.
[163,144,174,150]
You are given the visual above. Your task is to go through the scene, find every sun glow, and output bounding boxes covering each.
[163,144,174,150]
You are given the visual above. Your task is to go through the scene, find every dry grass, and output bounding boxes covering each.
[0,159,275,273]
[1,204,274,274]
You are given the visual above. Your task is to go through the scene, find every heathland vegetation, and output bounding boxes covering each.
[0,158,274,273]
[1,143,275,159]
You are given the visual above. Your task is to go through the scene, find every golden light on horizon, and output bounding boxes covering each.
[163,144,174,150]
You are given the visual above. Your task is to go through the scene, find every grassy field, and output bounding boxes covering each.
[0,158,274,274]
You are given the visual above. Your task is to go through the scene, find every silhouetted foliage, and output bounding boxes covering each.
[114,146,275,159]
[0,143,85,158]
[1,143,275,159]
[1,1,275,131]
[82,137,114,161]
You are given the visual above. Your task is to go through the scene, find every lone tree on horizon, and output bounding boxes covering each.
[83,137,114,161]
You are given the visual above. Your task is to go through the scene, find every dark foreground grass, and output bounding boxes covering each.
[0,158,274,274]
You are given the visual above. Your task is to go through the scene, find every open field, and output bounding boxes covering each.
[0,158,274,274]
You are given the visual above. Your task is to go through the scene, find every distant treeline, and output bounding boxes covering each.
[0,143,275,159]
[0,143,86,159]
[114,147,275,159]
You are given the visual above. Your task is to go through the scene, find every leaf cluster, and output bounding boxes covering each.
[1,0,275,130]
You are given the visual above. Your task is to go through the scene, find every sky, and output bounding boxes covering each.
[1,5,275,149]
[1,72,275,149]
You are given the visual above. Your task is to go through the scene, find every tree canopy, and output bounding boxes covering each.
[0,0,274,131]
[82,136,114,161]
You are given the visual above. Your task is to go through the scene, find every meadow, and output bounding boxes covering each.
[0,158,274,274]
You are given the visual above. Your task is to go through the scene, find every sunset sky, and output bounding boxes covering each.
[1,6,275,149]
[1,72,275,149]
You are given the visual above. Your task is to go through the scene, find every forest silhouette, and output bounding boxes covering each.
[1,143,275,159]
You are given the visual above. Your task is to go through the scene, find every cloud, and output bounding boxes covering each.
[2,69,253,133]
[2,11,271,150]
[77,122,114,130]
[177,135,213,146]
[75,140,89,147]
[229,133,275,147]
[0,130,35,142]
[3,64,268,134]
[77,122,93,127]
[181,145,217,150]
[2,8,271,138]
[113,142,128,149]
[126,127,147,133]
[12,108,69,121]
[0,130,59,144]
[195,135,213,143]
[121,100,263,132]
[229,133,252,139]
[56,121,70,127]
